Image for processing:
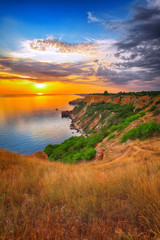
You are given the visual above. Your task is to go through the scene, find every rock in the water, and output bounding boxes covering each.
[61,110,73,118]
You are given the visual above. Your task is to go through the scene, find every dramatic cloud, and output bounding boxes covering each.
[10,37,99,64]
[96,1,160,89]
[0,56,97,83]
[147,0,160,7]
[2,36,116,85]
[1,0,159,92]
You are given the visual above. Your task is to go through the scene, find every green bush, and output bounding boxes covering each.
[44,144,60,156]
[109,112,145,133]
[45,123,111,163]
[148,105,156,111]
[102,91,160,97]
[155,100,160,105]
[82,101,136,132]
[73,101,87,115]
[153,109,160,116]
[120,122,160,143]
[46,136,97,163]
[108,134,115,141]
[110,125,118,133]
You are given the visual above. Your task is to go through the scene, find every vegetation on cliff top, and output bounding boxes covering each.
[102,90,160,97]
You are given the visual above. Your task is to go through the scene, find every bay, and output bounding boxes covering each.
[0,95,81,155]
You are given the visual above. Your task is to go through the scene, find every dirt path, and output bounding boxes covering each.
[89,139,159,168]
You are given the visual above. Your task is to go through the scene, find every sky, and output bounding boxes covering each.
[0,0,160,94]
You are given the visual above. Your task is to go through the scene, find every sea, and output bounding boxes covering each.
[0,94,82,155]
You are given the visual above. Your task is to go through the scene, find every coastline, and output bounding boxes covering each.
[61,110,84,135]
[70,114,84,136]
[61,98,85,136]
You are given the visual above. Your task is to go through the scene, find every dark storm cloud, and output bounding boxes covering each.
[98,2,160,89]
[130,6,160,22]
[114,4,160,49]
[96,65,160,89]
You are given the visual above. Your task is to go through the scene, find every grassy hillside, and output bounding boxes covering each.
[1,92,160,239]
[0,140,160,240]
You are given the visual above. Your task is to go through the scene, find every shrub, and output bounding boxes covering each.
[153,109,160,116]
[46,135,98,163]
[109,112,145,133]
[104,91,109,95]
[148,105,156,111]
[45,123,111,163]
[73,101,87,115]
[83,101,136,132]
[102,91,160,97]
[120,122,160,143]
[155,100,160,105]
[108,134,115,141]
[110,125,118,133]
[44,144,60,156]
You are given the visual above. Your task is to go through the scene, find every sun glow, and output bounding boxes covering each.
[35,83,46,89]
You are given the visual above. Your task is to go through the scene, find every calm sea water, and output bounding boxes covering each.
[0,95,82,155]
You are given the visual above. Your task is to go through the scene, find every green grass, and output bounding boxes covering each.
[120,121,160,143]
[110,112,145,133]
[73,101,87,115]
[108,134,116,141]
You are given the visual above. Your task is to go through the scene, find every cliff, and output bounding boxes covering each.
[69,98,83,105]
[71,93,160,161]
[84,94,160,109]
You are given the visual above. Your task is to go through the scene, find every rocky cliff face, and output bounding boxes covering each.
[84,94,160,109]
[72,94,160,133]
[72,93,160,161]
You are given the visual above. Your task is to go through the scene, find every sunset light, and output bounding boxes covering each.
[35,83,46,89]
[0,0,159,94]
[0,0,160,239]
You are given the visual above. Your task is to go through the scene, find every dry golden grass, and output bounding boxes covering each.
[0,138,160,240]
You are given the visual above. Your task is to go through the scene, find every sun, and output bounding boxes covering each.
[35,83,46,89]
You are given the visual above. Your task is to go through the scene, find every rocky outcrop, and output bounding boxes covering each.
[69,99,83,105]
[84,95,112,104]
[26,151,48,161]
[61,110,73,118]
[96,149,104,161]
